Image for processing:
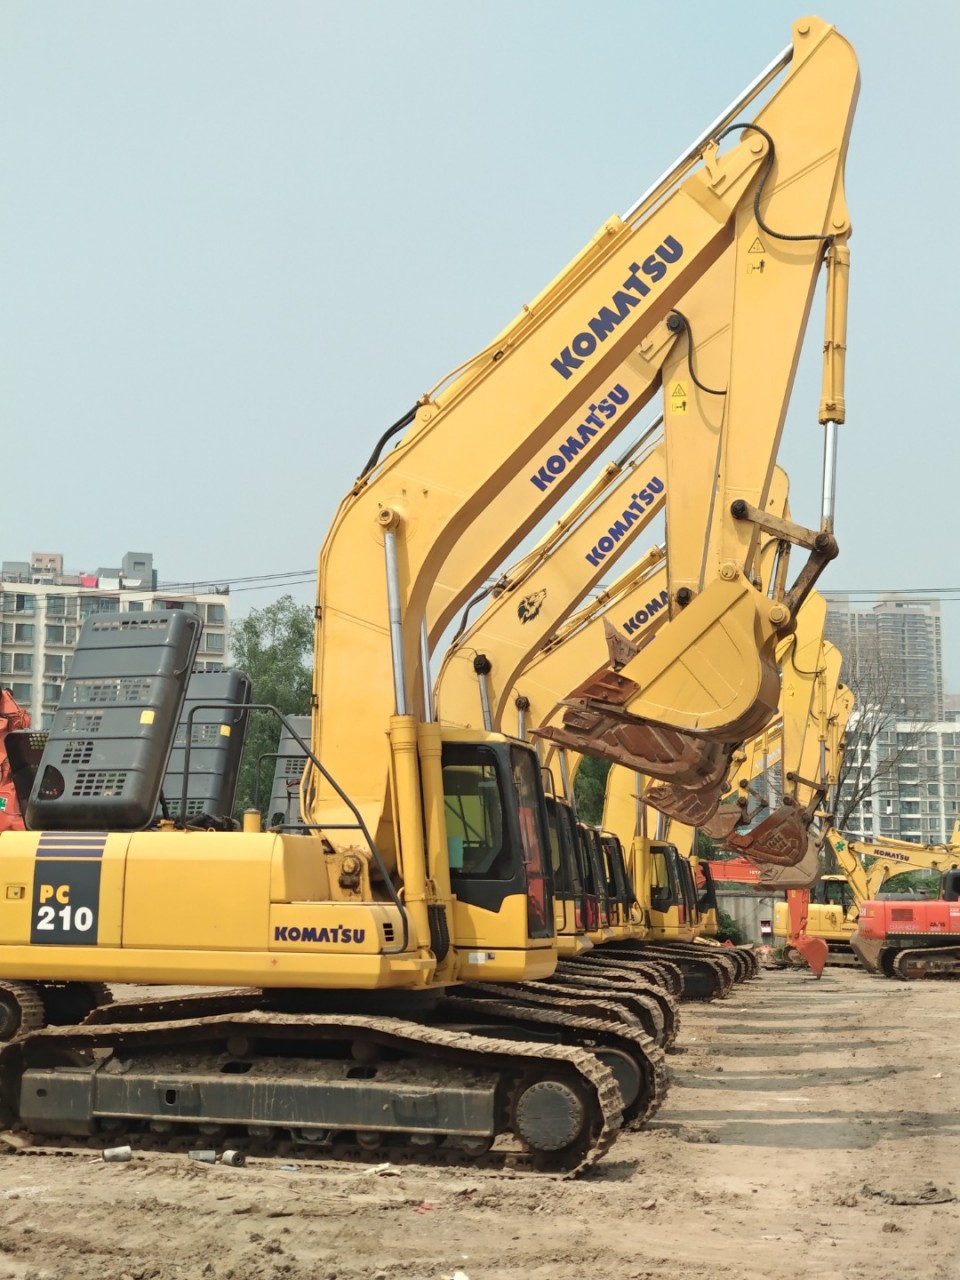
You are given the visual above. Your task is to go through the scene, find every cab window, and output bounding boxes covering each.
[443,755,511,879]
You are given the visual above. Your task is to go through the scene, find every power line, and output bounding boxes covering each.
[155,569,315,593]
[823,588,960,596]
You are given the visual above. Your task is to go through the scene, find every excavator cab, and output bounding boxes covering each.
[648,841,691,941]
[542,792,589,949]
[576,822,614,938]
[442,739,554,949]
[558,801,601,935]
[695,858,720,938]
[599,831,638,932]
[811,876,855,912]
[673,853,702,931]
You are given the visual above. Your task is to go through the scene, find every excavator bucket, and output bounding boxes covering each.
[755,834,821,890]
[792,934,829,979]
[538,579,784,791]
[538,701,733,787]
[644,779,726,827]
[701,804,746,840]
[849,928,884,975]
[599,577,785,739]
[786,888,828,978]
[725,802,809,867]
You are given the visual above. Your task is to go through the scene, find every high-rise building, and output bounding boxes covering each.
[1,550,230,729]
[824,594,943,720]
[834,721,960,845]
[824,594,957,842]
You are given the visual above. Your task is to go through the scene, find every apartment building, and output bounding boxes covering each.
[823,595,960,842]
[835,720,960,845]
[824,594,943,721]
[1,550,229,729]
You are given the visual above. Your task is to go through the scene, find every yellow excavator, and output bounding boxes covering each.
[438,473,850,999]
[705,636,851,974]
[595,589,829,990]
[0,18,858,1173]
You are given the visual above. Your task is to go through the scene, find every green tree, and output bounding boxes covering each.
[573,756,610,825]
[230,595,314,818]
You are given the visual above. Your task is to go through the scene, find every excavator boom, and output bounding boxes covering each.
[537,20,857,795]
[309,18,859,857]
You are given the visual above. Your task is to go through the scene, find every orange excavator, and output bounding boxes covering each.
[0,690,30,834]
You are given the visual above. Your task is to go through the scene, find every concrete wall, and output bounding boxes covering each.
[716,891,779,945]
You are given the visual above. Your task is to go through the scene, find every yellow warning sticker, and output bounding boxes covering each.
[748,236,765,253]
[139,709,156,725]
[670,382,688,414]
[219,724,231,737]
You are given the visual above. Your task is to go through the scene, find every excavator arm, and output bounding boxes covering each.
[824,827,955,902]
[535,470,792,827]
[536,19,856,789]
[433,438,668,732]
[723,593,830,864]
[308,19,859,868]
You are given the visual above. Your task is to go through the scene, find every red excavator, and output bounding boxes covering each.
[0,689,30,833]
[853,868,960,980]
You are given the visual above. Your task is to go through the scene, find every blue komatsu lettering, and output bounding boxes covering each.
[588,306,621,342]
[551,349,583,379]
[641,253,666,283]
[528,383,632,491]
[559,435,585,463]
[274,924,366,944]
[550,240,683,378]
[621,589,669,635]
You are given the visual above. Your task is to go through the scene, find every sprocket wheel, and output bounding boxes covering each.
[508,1071,599,1173]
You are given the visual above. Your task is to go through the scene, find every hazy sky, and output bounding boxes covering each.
[3,3,960,676]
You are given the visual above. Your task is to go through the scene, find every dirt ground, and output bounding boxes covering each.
[1,966,958,1280]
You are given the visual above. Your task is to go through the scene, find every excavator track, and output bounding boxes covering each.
[35,982,113,1027]
[0,983,46,1043]
[560,951,683,995]
[542,978,673,1047]
[731,946,761,979]
[601,955,684,996]
[440,991,665,1127]
[464,977,665,1044]
[592,942,736,1001]
[706,947,750,982]
[0,1009,623,1177]
[546,977,673,1048]
[553,960,680,1048]
[891,945,960,981]
[83,989,264,1025]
